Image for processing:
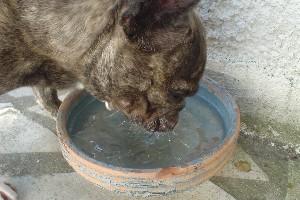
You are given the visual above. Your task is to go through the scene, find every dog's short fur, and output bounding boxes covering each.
[0,0,206,132]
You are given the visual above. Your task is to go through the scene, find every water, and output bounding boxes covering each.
[69,96,225,169]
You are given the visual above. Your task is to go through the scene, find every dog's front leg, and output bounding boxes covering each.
[24,61,77,121]
[33,86,61,118]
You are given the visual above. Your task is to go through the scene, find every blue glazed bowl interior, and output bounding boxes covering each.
[66,77,238,169]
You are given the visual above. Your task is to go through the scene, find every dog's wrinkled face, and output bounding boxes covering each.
[87,0,206,132]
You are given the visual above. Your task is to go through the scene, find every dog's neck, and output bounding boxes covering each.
[12,0,117,67]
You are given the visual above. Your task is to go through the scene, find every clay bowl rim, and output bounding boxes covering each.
[56,76,240,179]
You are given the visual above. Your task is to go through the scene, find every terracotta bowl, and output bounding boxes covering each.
[56,76,240,196]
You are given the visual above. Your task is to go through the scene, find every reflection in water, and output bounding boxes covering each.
[70,97,225,169]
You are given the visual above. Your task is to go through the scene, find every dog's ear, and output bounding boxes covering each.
[120,0,200,39]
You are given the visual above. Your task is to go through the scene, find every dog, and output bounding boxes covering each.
[0,0,206,199]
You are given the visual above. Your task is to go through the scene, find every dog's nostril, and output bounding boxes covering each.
[156,116,178,132]
[146,118,160,132]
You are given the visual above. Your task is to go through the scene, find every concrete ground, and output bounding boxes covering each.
[0,87,299,200]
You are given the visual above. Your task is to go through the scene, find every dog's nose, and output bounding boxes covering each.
[158,115,178,132]
[145,114,178,132]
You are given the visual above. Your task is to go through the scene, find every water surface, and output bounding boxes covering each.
[69,94,225,169]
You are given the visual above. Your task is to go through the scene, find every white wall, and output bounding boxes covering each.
[197,0,300,128]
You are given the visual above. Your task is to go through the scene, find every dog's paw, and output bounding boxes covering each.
[0,178,17,200]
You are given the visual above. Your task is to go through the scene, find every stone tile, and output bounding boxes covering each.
[7,88,33,98]
[0,81,296,200]
[27,105,52,118]
[211,176,271,200]
[0,103,13,109]
[286,160,300,200]
[217,146,269,182]
[1,173,105,200]
[216,137,291,200]
[178,181,237,200]
[0,109,60,153]
[0,153,73,177]
[3,174,236,200]
[0,106,20,115]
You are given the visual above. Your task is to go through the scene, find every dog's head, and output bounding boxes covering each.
[86,0,206,132]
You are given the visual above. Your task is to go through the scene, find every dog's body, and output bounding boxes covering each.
[0,0,206,199]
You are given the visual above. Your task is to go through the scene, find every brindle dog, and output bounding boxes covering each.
[0,0,206,199]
